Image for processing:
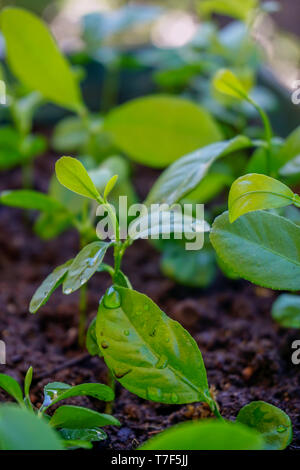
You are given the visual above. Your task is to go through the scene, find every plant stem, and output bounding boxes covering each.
[251,100,273,176]
[105,367,116,414]
[78,281,87,348]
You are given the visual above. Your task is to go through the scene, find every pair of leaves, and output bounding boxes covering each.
[140,400,292,450]
[210,210,300,290]
[96,286,213,406]
[103,95,223,168]
[0,8,83,112]
[30,241,111,313]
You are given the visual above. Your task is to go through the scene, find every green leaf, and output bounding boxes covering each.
[210,211,300,290]
[0,8,83,112]
[236,401,293,450]
[279,154,300,177]
[29,259,73,314]
[199,0,258,21]
[139,419,264,450]
[11,91,43,136]
[277,126,300,172]
[52,116,90,153]
[103,95,222,168]
[128,209,210,241]
[59,427,107,444]
[213,69,250,101]
[0,189,65,212]
[104,175,118,199]
[0,126,23,169]
[63,241,111,294]
[228,174,294,222]
[43,382,114,409]
[96,286,212,405]
[146,136,252,205]
[0,405,63,450]
[34,211,74,241]
[61,439,92,449]
[161,241,216,288]
[0,374,23,405]
[86,317,103,356]
[271,294,300,328]
[55,156,101,201]
[24,366,33,399]
[50,405,120,429]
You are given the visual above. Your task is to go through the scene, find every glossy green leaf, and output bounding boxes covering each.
[0,8,83,112]
[146,136,252,205]
[271,294,300,328]
[210,211,300,290]
[50,405,120,429]
[86,318,103,356]
[104,175,118,199]
[199,0,258,21]
[236,401,293,450]
[139,419,264,450]
[59,427,107,444]
[213,69,250,101]
[228,174,294,223]
[0,405,63,450]
[161,242,216,288]
[0,189,65,212]
[96,286,212,405]
[24,366,33,400]
[103,95,222,168]
[55,156,101,201]
[63,241,111,294]
[43,382,114,409]
[29,259,73,314]
[0,374,23,405]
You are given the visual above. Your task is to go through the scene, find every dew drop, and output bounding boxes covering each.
[277,425,287,433]
[149,328,156,337]
[155,355,168,369]
[147,387,162,401]
[101,341,109,349]
[103,286,121,309]
[171,392,179,403]
[64,288,72,295]
[124,329,130,336]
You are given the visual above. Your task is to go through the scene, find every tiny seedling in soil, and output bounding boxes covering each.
[0,366,119,450]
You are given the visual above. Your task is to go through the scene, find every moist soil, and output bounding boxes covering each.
[0,145,300,450]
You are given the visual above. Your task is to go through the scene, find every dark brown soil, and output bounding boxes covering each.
[0,146,300,450]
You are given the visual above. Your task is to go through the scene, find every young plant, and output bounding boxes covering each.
[209,173,300,332]
[139,400,292,450]
[30,155,223,417]
[0,366,119,450]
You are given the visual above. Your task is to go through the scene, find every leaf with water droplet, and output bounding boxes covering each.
[63,241,111,294]
[42,382,114,410]
[30,259,73,314]
[103,286,121,309]
[59,427,107,445]
[96,286,211,405]
[236,401,293,450]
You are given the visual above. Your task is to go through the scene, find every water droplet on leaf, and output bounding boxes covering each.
[64,288,72,295]
[101,341,109,349]
[171,393,179,403]
[103,286,121,309]
[124,329,130,336]
[147,387,162,401]
[155,355,168,369]
[277,425,287,433]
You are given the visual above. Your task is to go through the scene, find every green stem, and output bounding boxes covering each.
[251,100,273,176]
[78,281,87,348]
[105,368,116,414]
